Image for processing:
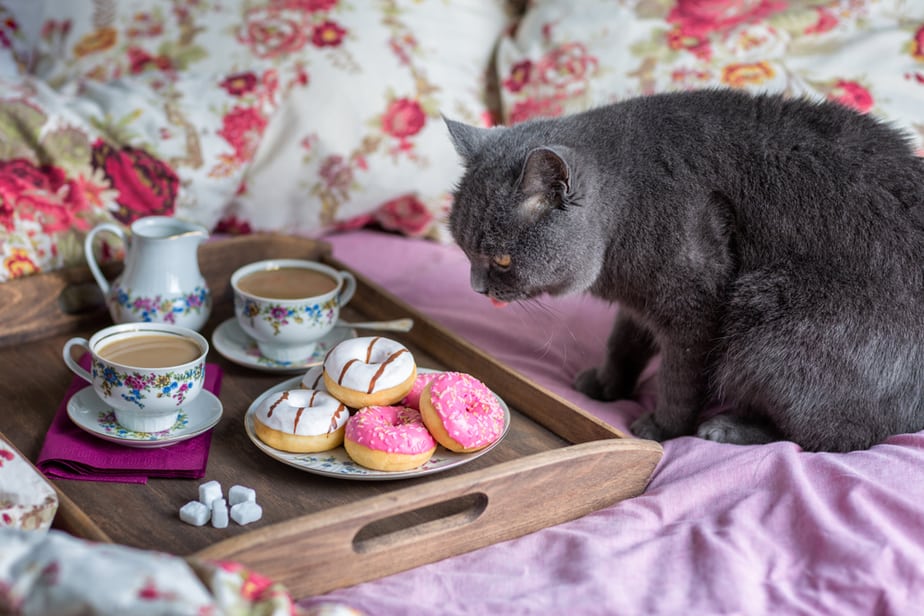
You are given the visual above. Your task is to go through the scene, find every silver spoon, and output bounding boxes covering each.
[335,318,414,332]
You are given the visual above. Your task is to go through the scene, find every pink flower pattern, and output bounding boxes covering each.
[2,0,921,283]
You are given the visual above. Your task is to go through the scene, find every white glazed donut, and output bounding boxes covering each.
[253,389,349,453]
[300,365,326,391]
[322,336,417,408]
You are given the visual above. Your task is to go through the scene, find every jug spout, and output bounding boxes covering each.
[134,216,208,243]
[183,225,209,246]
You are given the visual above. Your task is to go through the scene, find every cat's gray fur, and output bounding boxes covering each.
[444,88,924,452]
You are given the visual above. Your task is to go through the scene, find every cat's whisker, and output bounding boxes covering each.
[514,297,568,361]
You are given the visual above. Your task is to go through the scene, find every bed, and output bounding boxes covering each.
[302,229,924,614]
[2,1,923,613]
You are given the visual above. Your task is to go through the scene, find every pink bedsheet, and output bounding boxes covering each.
[302,230,924,615]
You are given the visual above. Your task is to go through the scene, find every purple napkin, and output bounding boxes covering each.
[36,354,222,484]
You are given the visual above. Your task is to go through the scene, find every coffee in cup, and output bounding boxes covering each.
[63,323,209,433]
[236,267,338,299]
[231,259,356,362]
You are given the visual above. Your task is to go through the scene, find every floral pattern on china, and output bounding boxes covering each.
[237,296,338,336]
[110,283,211,325]
[97,410,190,440]
[91,360,204,409]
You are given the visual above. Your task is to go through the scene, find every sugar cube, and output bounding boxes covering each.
[179,501,210,526]
[198,480,222,507]
[211,498,229,529]
[229,484,256,506]
[231,501,263,526]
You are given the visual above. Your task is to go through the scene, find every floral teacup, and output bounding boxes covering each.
[63,323,208,433]
[231,259,356,363]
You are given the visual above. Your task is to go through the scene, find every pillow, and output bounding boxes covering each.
[0,68,280,282]
[16,0,516,241]
[496,0,924,151]
[222,0,514,241]
[0,0,281,281]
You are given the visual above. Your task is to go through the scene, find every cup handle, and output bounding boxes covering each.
[84,222,127,296]
[338,271,357,308]
[62,338,93,383]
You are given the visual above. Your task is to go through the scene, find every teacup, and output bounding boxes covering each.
[231,259,357,362]
[63,323,209,433]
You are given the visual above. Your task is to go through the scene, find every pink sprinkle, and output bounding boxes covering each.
[426,372,504,449]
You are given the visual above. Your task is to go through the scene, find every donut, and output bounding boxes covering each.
[253,389,349,453]
[401,372,439,409]
[323,336,417,409]
[300,365,326,391]
[344,406,437,471]
[419,372,505,453]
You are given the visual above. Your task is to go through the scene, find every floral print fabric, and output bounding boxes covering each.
[0,436,57,532]
[5,0,919,284]
[497,0,924,151]
[0,0,284,282]
[0,527,304,615]
[0,0,512,282]
[222,0,510,242]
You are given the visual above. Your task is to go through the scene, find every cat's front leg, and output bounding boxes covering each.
[631,338,710,441]
[574,310,657,401]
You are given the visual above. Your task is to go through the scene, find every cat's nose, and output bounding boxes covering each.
[470,268,488,294]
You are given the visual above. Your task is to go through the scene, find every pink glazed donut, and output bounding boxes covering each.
[401,372,439,409]
[419,372,505,453]
[344,406,437,472]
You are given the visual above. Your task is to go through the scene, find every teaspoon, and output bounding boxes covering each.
[334,318,414,333]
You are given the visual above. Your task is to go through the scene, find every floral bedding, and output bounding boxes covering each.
[1,2,923,612]
[0,0,512,282]
[1,0,922,283]
[496,0,924,148]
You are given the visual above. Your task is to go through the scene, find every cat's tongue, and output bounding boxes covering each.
[489,298,508,308]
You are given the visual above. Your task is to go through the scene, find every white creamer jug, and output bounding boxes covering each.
[85,216,211,331]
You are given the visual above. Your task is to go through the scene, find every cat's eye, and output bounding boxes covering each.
[492,254,512,269]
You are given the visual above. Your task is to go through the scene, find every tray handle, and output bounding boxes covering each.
[195,438,662,598]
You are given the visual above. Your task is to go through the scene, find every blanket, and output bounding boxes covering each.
[300,229,924,615]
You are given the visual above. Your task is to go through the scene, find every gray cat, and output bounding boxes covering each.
[444,88,924,452]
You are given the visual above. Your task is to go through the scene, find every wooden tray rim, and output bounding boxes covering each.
[0,233,663,596]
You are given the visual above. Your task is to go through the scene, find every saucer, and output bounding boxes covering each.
[212,318,357,374]
[243,371,511,481]
[67,388,223,448]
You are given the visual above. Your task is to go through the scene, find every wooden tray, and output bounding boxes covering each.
[0,234,662,598]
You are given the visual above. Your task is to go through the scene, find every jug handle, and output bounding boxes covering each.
[84,223,127,295]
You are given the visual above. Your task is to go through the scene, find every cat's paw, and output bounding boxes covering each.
[574,368,628,401]
[630,412,670,442]
[696,414,778,445]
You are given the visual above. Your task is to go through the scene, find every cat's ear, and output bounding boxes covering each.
[517,146,572,217]
[443,116,494,161]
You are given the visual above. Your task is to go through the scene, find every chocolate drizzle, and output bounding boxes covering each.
[267,391,289,417]
[365,337,381,363]
[367,349,408,393]
[329,404,346,433]
[337,358,359,384]
[335,337,409,393]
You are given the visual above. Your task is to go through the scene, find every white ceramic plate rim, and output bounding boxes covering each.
[244,370,511,481]
[66,388,223,449]
[212,318,357,374]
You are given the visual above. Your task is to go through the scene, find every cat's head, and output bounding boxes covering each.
[444,117,607,304]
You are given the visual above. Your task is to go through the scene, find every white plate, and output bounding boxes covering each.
[67,388,223,448]
[244,372,511,480]
[212,318,357,374]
